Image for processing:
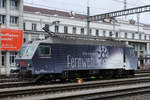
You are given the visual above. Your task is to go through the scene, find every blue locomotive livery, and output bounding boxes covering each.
[15,37,138,81]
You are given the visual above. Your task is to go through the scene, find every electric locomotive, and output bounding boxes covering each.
[15,36,138,81]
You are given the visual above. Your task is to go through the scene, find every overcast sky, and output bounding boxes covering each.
[24,0,150,24]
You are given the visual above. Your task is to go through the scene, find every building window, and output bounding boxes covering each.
[10,52,17,67]
[109,31,112,37]
[96,30,99,36]
[2,52,5,66]
[23,23,25,31]
[132,44,135,49]
[132,33,135,39]
[116,32,119,38]
[0,15,5,24]
[145,44,147,51]
[10,0,18,9]
[125,33,127,38]
[64,26,68,33]
[103,30,106,36]
[89,29,92,34]
[144,35,147,40]
[55,25,59,33]
[81,28,84,35]
[32,23,37,31]
[139,34,141,40]
[140,44,142,50]
[23,38,26,43]
[10,16,18,25]
[72,27,76,34]
[0,0,5,8]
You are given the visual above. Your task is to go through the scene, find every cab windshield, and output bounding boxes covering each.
[18,46,27,56]
[18,45,36,58]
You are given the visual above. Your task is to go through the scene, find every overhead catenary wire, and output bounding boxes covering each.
[112,0,141,7]
[26,0,150,13]
[25,0,117,16]
[131,0,148,5]
[24,1,87,15]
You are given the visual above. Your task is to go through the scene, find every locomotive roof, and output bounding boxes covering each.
[32,36,130,47]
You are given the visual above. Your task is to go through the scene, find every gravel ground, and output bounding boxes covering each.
[4,93,150,100]
[109,93,150,100]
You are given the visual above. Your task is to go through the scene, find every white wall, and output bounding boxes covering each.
[23,11,150,41]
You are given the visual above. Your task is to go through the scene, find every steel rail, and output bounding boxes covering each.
[1,75,150,99]
[0,72,149,89]
[0,78,19,83]
[46,84,150,100]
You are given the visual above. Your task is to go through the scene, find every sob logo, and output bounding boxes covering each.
[97,46,109,64]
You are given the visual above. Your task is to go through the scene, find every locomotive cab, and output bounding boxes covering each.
[15,41,53,76]
[15,42,38,75]
[125,46,138,70]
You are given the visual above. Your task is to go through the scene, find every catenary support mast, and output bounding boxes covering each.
[87,0,90,37]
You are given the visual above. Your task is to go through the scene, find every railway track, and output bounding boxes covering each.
[23,82,150,100]
[0,78,19,83]
[0,70,147,83]
[1,74,150,99]
[0,75,19,83]
[0,69,147,83]
[0,72,149,89]
[136,69,150,73]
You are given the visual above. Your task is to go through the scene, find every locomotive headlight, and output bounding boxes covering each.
[27,64,32,68]
[16,64,20,67]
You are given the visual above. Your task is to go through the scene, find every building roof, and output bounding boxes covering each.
[24,6,87,19]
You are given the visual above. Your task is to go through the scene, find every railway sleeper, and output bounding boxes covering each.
[20,69,135,83]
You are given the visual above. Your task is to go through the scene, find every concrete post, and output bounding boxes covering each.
[19,0,23,29]
[6,0,10,28]
[6,52,10,75]
[146,43,150,54]
[5,0,10,75]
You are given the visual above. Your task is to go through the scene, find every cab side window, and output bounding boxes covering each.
[39,46,51,56]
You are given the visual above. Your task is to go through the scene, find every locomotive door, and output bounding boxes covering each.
[125,47,137,70]
[37,45,54,73]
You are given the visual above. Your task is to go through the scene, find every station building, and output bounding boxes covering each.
[0,0,23,75]
[0,0,150,75]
